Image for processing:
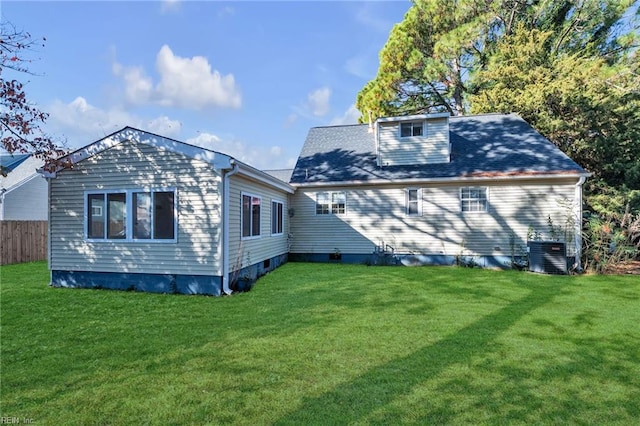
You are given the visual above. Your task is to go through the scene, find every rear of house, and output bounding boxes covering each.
[288,113,588,268]
[46,128,293,295]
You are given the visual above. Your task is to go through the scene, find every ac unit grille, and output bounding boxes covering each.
[528,241,567,274]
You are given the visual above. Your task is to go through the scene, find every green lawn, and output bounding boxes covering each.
[1,261,639,425]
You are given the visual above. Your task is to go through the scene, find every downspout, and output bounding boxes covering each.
[222,159,240,294]
[47,177,53,280]
[574,176,586,272]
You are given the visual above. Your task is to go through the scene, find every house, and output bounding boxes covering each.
[44,113,588,296]
[288,113,589,269]
[44,127,294,295]
[0,154,48,221]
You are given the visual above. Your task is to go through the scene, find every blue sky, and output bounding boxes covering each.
[1,1,411,170]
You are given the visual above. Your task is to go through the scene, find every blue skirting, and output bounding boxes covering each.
[289,252,529,269]
[51,270,222,296]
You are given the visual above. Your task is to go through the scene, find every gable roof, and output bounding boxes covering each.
[1,155,45,192]
[46,127,294,193]
[290,113,588,186]
[1,153,31,171]
[262,168,294,183]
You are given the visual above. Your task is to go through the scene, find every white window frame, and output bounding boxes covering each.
[315,191,346,216]
[399,121,424,138]
[91,205,103,217]
[460,187,489,213]
[84,188,178,243]
[406,188,422,216]
[271,199,284,236]
[241,192,262,240]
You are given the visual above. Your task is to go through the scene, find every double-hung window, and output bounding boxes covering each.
[86,190,176,241]
[406,188,422,216]
[271,200,284,235]
[242,193,261,239]
[400,121,423,137]
[316,191,346,215]
[460,187,488,212]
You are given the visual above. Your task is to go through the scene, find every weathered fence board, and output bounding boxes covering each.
[0,221,47,265]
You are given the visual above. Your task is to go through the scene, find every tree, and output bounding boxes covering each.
[1,22,64,173]
[356,0,637,122]
[469,24,640,190]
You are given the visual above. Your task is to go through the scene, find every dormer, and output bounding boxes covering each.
[375,113,451,167]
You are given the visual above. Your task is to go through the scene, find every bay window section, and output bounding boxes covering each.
[88,194,106,239]
[133,192,152,239]
[107,193,126,239]
[154,191,175,239]
[86,189,176,241]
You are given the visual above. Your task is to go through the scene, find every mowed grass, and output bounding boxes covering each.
[1,262,639,425]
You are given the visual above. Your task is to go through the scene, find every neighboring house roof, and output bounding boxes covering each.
[290,113,588,185]
[1,155,45,192]
[262,169,294,183]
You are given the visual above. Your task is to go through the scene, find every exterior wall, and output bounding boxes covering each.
[227,174,290,272]
[289,178,579,262]
[49,140,223,276]
[1,175,48,220]
[378,118,449,166]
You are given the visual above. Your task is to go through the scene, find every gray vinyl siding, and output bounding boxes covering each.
[2,176,48,220]
[290,179,579,258]
[49,140,223,275]
[378,118,450,166]
[228,175,289,271]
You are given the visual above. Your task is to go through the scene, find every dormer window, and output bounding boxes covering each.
[400,122,423,137]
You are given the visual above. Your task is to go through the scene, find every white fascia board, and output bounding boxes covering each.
[2,173,43,194]
[44,127,233,177]
[291,172,591,188]
[234,161,295,194]
[376,112,451,123]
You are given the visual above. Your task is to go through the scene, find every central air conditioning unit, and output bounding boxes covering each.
[528,241,567,274]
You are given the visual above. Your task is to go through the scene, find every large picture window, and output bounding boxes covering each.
[316,192,346,215]
[242,193,261,239]
[86,190,176,241]
[460,187,488,212]
[271,200,284,235]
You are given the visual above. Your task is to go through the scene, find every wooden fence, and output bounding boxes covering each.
[0,221,48,265]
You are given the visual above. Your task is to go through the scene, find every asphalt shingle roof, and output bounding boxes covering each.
[290,113,587,185]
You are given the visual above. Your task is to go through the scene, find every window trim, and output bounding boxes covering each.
[405,188,422,216]
[315,191,346,216]
[399,121,424,138]
[460,187,489,213]
[271,199,284,236]
[241,192,262,240]
[84,188,178,243]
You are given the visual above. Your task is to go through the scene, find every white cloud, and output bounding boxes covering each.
[160,0,181,14]
[112,64,153,105]
[330,104,361,126]
[187,132,294,170]
[112,45,241,110]
[48,96,181,147]
[307,87,331,117]
[283,113,298,128]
